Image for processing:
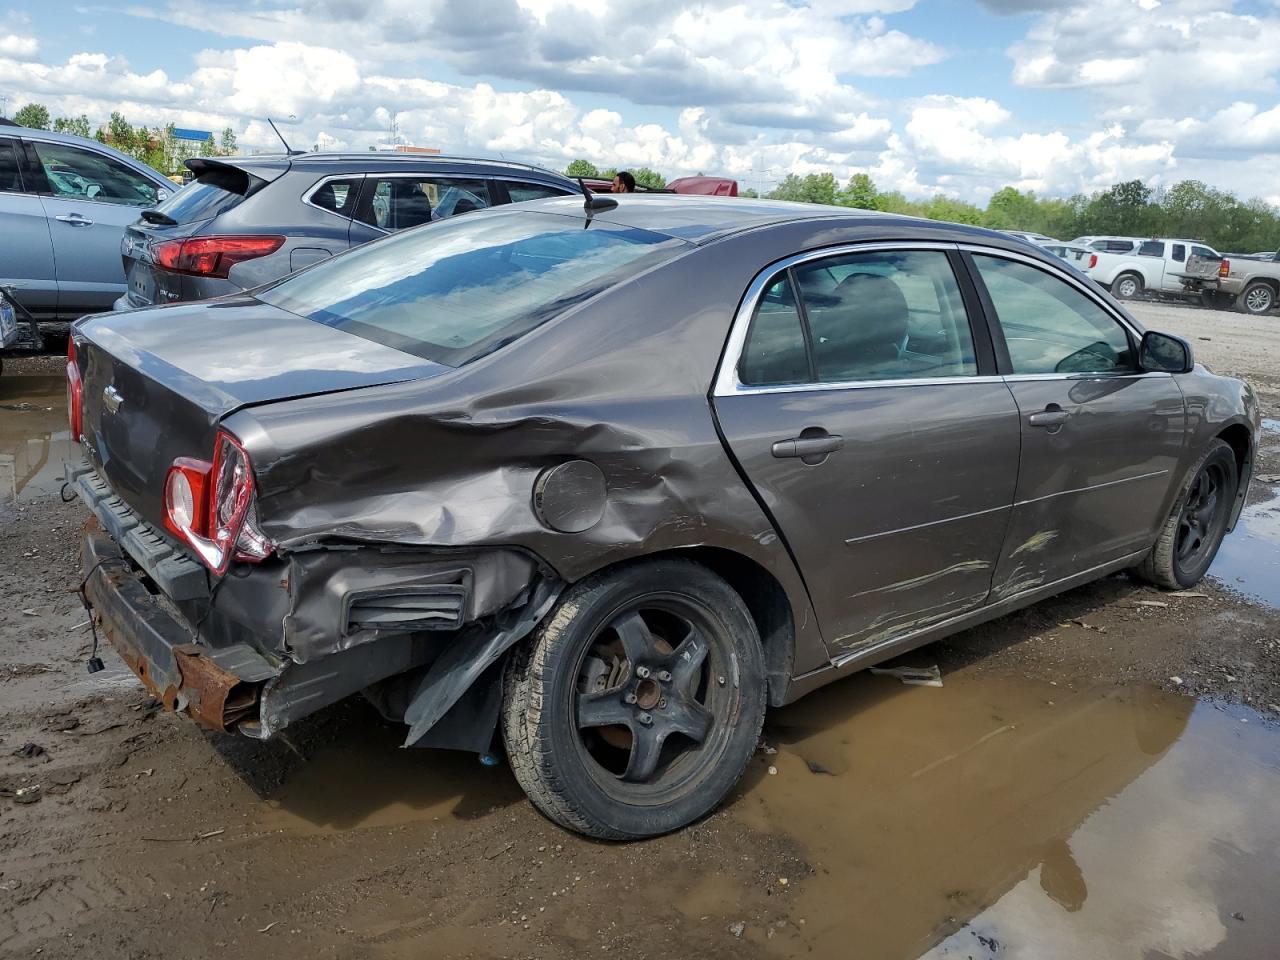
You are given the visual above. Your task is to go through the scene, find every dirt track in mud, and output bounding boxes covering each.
[2,300,1280,960]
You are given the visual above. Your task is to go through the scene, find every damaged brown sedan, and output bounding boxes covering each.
[68,194,1260,838]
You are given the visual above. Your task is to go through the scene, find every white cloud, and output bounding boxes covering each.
[0,32,38,60]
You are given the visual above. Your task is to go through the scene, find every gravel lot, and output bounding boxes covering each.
[1,300,1278,960]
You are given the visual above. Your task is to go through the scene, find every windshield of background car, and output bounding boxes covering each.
[258,212,688,366]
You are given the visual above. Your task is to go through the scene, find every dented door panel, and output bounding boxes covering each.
[993,375,1187,598]
[714,382,1021,652]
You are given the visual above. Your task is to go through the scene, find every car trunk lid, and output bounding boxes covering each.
[73,298,449,529]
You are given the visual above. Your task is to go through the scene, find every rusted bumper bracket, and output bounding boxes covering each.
[81,520,281,730]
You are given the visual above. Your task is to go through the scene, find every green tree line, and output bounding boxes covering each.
[762,172,1280,254]
[11,102,237,177]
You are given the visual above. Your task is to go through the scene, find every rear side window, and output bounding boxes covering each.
[1138,240,1164,257]
[153,167,254,223]
[355,177,493,231]
[0,140,21,193]
[737,250,978,386]
[1172,244,1186,262]
[1105,240,1136,253]
[308,177,361,219]
[973,255,1136,375]
[259,212,686,367]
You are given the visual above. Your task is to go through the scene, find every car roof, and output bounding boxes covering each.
[224,151,576,183]
[515,194,1042,249]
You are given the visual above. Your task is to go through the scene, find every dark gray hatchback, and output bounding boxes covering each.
[72,196,1260,840]
[114,153,578,310]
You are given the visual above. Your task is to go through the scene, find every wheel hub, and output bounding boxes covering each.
[635,676,662,710]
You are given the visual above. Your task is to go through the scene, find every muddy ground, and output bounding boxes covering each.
[2,300,1279,959]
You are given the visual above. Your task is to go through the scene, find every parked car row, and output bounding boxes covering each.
[0,124,586,328]
[1004,228,1280,315]
[118,153,580,309]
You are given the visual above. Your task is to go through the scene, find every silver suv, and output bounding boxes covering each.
[0,124,173,329]
[116,153,580,310]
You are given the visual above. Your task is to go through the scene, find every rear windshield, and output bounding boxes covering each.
[258,211,687,367]
[152,167,255,224]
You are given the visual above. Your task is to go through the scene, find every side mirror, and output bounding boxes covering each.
[1139,330,1193,374]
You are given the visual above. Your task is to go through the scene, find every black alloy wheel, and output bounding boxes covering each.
[502,559,766,839]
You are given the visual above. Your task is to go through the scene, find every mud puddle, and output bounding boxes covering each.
[1210,489,1280,608]
[0,372,72,502]
[727,668,1280,959]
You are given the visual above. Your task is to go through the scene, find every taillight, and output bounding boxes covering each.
[66,337,83,440]
[163,430,274,574]
[1089,254,1098,269]
[1219,258,1230,278]
[153,236,285,279]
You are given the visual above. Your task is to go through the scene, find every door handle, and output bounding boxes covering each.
[1028,405,1069,428]
[772,432,844,460]
[55,214,94,226]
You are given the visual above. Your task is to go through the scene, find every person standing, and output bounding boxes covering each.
[611,171,636,193]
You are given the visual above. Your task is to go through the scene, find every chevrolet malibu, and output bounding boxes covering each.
[69,196,1259,839]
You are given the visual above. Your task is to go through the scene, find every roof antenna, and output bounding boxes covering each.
[578,177,618,222]
[267,117,306,156]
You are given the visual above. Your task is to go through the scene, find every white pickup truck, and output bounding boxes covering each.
[1083,238,1223,301]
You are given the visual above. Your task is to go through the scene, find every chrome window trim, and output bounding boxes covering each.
[955,242,1145,342]
[714,239,1162,400]
[302,172,367,223]
[714,240,982,398]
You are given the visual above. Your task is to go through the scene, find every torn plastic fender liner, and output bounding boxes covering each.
[282,545,546,663]
[403,577,561,747]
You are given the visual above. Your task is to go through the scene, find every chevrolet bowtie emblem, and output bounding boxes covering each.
[102,385,124,414]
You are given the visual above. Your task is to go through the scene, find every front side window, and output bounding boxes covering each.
[1191,245,1217,260]
[259,212,686,367]
[737,250,979,386]
[355,176,493,231]
[32,142,158,206]
[973,255,1136,375]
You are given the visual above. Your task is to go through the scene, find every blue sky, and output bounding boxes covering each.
[3,0,1280,202]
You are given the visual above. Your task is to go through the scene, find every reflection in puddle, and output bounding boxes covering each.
[256,720,524,834]
[0,374,73,502]
[740,670,1280,959]
[1210,490,1280,608]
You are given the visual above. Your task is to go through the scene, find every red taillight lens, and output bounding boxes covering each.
[1219,258,1230,278]
[163,431,274,573]
[153,236,285,279]
[164,457,212,538]
[1088,254,1098,269]
[66,337,83,440]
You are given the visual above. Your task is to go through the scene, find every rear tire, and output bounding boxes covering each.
[1238,281,1275,315]
[1112,272,1143,300]
[1136,439,1238,589]
[502,559,766,839]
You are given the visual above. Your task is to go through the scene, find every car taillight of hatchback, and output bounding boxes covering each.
[153,236,285,279]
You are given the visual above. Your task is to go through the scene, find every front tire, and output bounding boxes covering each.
[502,559,766,839]
[1238,281,1275,315]
[1112,272,1143,300]
[1136,439,1238,589]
